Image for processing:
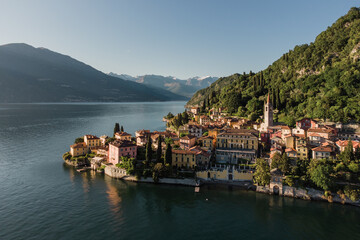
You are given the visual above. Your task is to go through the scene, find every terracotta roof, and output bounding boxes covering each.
[172,149,197,155]
[115,132,132,136]
[85,135,99,139]
[308,128,332,133]
[110,140,136,148]
[180,134,197,140]
[336,140,360,148]
[281,126,291,130]
[198,136,214,140]
[294,134,306,138]
[308,133,321,137]
[70,142,87,148]
[312,146,333,152]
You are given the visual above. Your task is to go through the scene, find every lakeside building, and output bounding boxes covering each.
[171,147,211,169]
[307,128,335,146]
[100,135,108,146]
[179,134,196,150]
[295,137,310,160]
[311,146,333,159]
[215,129,259,164]
[70,142,88,157]
[84,135,101,149]
[336,123,360,141]
[115,132,132,141]
[198,135,215,151]
[336,140,360,152]
[197,165,253,181]
[199,115,210,125]
[108,140,137,165]
[172,149,197,169]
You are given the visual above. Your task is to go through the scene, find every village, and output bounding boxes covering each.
[63,94,360,204]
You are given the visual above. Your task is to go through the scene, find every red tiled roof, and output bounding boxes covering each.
[312,146,332,152]
[172,149,197,155]
[110,140,136,148]
[115,132,132,136]
[85,135,99,139]
[308,128,332,133]
[70,142,87,148]
[180,134,197,140]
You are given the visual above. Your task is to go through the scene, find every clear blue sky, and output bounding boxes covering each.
[0,0,358,79]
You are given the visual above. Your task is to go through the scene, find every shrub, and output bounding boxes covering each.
[344,185,360,201]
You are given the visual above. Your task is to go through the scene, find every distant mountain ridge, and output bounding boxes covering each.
[109,72,218,98]
[0,43,187,103]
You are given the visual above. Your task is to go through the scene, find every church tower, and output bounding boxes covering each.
[264,92,273,128]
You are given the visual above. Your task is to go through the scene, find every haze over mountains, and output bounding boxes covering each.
[0,43,188,103]
[109,73,218,98]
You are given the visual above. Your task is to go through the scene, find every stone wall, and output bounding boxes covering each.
[256,185,360,206]
[104,165,128,179]
[104,165,199,186]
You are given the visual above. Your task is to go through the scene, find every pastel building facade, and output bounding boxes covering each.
[108,140,137,165]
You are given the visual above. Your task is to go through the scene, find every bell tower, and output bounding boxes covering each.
[264,92,273,128]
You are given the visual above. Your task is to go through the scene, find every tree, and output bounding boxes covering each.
[280,153,290,173]
[342,139,355,164]
[270,152,282,169]
[164,143,172,165]
[74,137,84,144]
[114,123,120,135]
[254,158,271,186]
[182,111,189,124]
[120,125,124,132]
[308,159,333,191]
[156,136,162,163]
[145,135,152,166]
[271,152,290,174]
[355,146,360,160]
[166,112,174,119]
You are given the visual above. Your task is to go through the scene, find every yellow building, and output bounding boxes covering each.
[196,166,253,181]
[172,149,196,169]
[216,129,259,163]
[84,135,101,149]
[115,132,132,141]
[198,136,214,151]
[70,142,88,157]
[295,137,309,160]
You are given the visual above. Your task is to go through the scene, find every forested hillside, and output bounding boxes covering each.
[187,7,360,125]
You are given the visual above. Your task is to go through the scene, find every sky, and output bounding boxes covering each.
[0,0,358,79]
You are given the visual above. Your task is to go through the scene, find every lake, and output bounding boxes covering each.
[0,102,359,240]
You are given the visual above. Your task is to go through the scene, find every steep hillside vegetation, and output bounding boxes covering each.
[188,7,360,125]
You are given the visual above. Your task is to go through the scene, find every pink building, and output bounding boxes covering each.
[296,118,318,131]
[108,140,137,165]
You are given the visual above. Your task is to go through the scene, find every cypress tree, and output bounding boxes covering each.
[145,135,152,166]
[164,143,172,165]
[156,136,162,163]
[120,125,124,132]
[276,88,280,109]
[114,123,120,136]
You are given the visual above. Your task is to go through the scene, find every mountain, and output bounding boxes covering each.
[109,73,218,98]
[187,7,360,124]
[0,43,187,103]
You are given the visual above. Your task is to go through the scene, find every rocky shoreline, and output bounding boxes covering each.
[63,156,360,207]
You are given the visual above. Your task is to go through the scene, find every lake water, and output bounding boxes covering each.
[0,102,359,240]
